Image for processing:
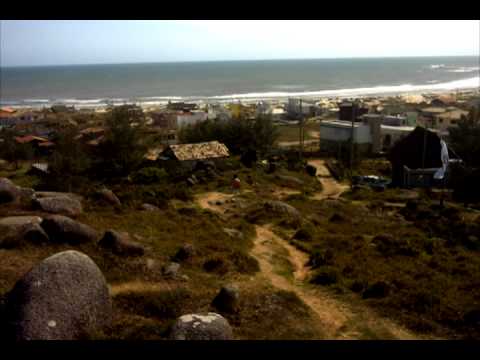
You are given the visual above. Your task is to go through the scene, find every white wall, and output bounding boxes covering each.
[320,123,372,144]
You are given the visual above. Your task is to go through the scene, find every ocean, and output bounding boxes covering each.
[0,56,479,109]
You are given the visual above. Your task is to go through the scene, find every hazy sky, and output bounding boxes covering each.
[1,20,479,66]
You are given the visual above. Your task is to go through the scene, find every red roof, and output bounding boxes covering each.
[15,135,49,144]
[0,107,16,113]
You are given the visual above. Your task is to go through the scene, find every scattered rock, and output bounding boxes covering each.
[33,196,83,218]
[163,262,181,279]
[34,191,84,203]
[96,188,121,207]
[274,174,305,187]
[98,230,145,257]
[140,203,159,211]
[0,216,49,248]
[211,285,239,313]
[305,164,317,177]
[169,312,233,340]
[40,215,99,244]
[264,200,301,219]
[2,250,112,340]
[0,178,28,204]
[172,243,195,262]
[223,228,244,239]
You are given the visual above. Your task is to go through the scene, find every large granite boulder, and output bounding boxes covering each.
[0,178,21,204]
[96,188,121,207]
[33,196,83,218]
[40,215,98,244]
[0,216,49,248]
[34,192,84,203]
[98,230,145,257]
[2,250,112,340]
[264,200,301,219]
[169,312,233,340]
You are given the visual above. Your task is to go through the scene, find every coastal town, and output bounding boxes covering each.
[1,86,480,340]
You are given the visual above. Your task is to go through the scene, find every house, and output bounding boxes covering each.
[159,141,230,174]
[287,98,320,119]
[430,94,457,107]
[436,109,469,133]
[320,116,415,155]
[167,102,197,112]
[388,126,460,188]
[28,163,49,176]
[337,101,369,121]
[0,110,38,127]
[419,107,447,128]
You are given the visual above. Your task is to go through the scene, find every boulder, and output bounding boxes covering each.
[34,191,84,203]
[98,230,145,257]
[163,262,181,278]
[305,164,317,177]
[140,203,159,211]
[223,228,244,240]
[0,178,21,203]
[211,285,239,313]
[40,215,99,244]
[0,216,49,248]
[33,196,83,218]
[2,250,112,340]
[264,201,301,219]
[172,243,195,262]
[97,188,121,207]
[169,312,233,340]
[274,174,305,187]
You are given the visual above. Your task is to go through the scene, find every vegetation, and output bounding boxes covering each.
[178,115,279,155]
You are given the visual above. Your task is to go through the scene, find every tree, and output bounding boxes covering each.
[448,106,480,167]
[0,129,33,169]
[96,105,148,178]
[47,128,91,192]
[178,115,278,156]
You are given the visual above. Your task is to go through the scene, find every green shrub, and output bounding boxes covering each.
[310,267,339,286]
[133,167,168,184]
[229,251,260,274]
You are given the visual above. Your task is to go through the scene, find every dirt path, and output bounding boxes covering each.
[251,224,419,340]
[307,159,349,200]
[194,191,235,214]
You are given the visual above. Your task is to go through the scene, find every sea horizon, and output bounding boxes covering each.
[1,56,479,109]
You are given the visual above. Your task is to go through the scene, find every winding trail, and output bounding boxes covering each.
[193,160,423,339]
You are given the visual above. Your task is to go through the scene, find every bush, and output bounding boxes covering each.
[307,249,335,268]
[133,167,168,184]
[292,222,316,242]
[362,281,390,299]
[203,257,230,275]
[229,251,260,274]
[310,267,339,286]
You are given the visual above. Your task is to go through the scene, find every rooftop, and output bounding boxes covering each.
[166,141,230,161]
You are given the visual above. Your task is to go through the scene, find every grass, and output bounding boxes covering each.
[280,190,480,339]
[276,122,319,143]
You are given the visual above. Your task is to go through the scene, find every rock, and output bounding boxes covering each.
[33,196,83,218]
[34,191,84,203]
[211,285,239,313]
[0,178,21,203]
[0,216,49,248]
[98,230,145,257]
[140,203,159,211]
[163,262,181,278]
[305,164,317,177]
[274,174,305,187]
[41,215,99,244]
[223,228,244,239]
[2,250,112,340]
[172,243,195,262]
[97,188,121,207]
[264,200,301,219]
[180,274,190,282]
[169,312,233,340]
[215,200,223,206]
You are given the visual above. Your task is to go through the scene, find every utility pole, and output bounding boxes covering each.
[350,101,356,179]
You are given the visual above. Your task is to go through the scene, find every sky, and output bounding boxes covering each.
[1,20,479,67]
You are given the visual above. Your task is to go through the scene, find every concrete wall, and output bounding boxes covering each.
[320,122,372,144]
